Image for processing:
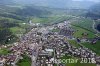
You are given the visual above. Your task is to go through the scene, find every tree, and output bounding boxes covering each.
[0,28,12,44]
[97,24,100,31]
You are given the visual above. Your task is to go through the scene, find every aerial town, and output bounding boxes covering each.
[0,20,100,66]
[0,0,100,66]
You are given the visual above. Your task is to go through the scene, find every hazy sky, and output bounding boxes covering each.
[73,0,100,2]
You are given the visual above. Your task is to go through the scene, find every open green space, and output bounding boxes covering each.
[0,48,10,55]
[52,28,60,32]
[10,27,25,34]
[31,15,73,24]
[68,40,80,48]
[16,55,31,66]
[71,18,94,32]
[72,26,95,38]
[31,17,49,24]
[10,27,26,35]
[81,40,100,55]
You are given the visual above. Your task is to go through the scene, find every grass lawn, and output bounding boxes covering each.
[0,48,10,55]
[31,15,73,24]
[72,26,95,38]
[17,62,31,66]
[31,17,49,24]
[10,27,25,35]
[68,40,80,48]
[31,16,62,24]
[71,18,94,32]
[52,28,60,32]
[16,55,31,66]
[81,41,100,55]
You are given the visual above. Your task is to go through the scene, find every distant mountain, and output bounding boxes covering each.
[13,0,96,9]
[89,3,100,15]
[0,5,51,21]
[86,3,100,19]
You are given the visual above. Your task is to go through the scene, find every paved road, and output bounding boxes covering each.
[31,50,38,66]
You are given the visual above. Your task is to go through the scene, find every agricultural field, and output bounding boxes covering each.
[68,40,80,48]
[31,14,74,24]
[72,26,95,38]
[10,27,26,35]
[71,17,94,32]
[81,41,100,55]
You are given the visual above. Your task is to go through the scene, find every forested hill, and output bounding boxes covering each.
[13,0,95,9]
[0,1,51,44]
[14,6,51,17]
[0,5,51,20]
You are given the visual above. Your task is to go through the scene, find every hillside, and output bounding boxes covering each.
[0,0,96,44]
[13,0,96,9]
[86,3,100,19]
[0,3,51,44]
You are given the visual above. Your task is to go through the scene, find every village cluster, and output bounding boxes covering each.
[0,20,100,66]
